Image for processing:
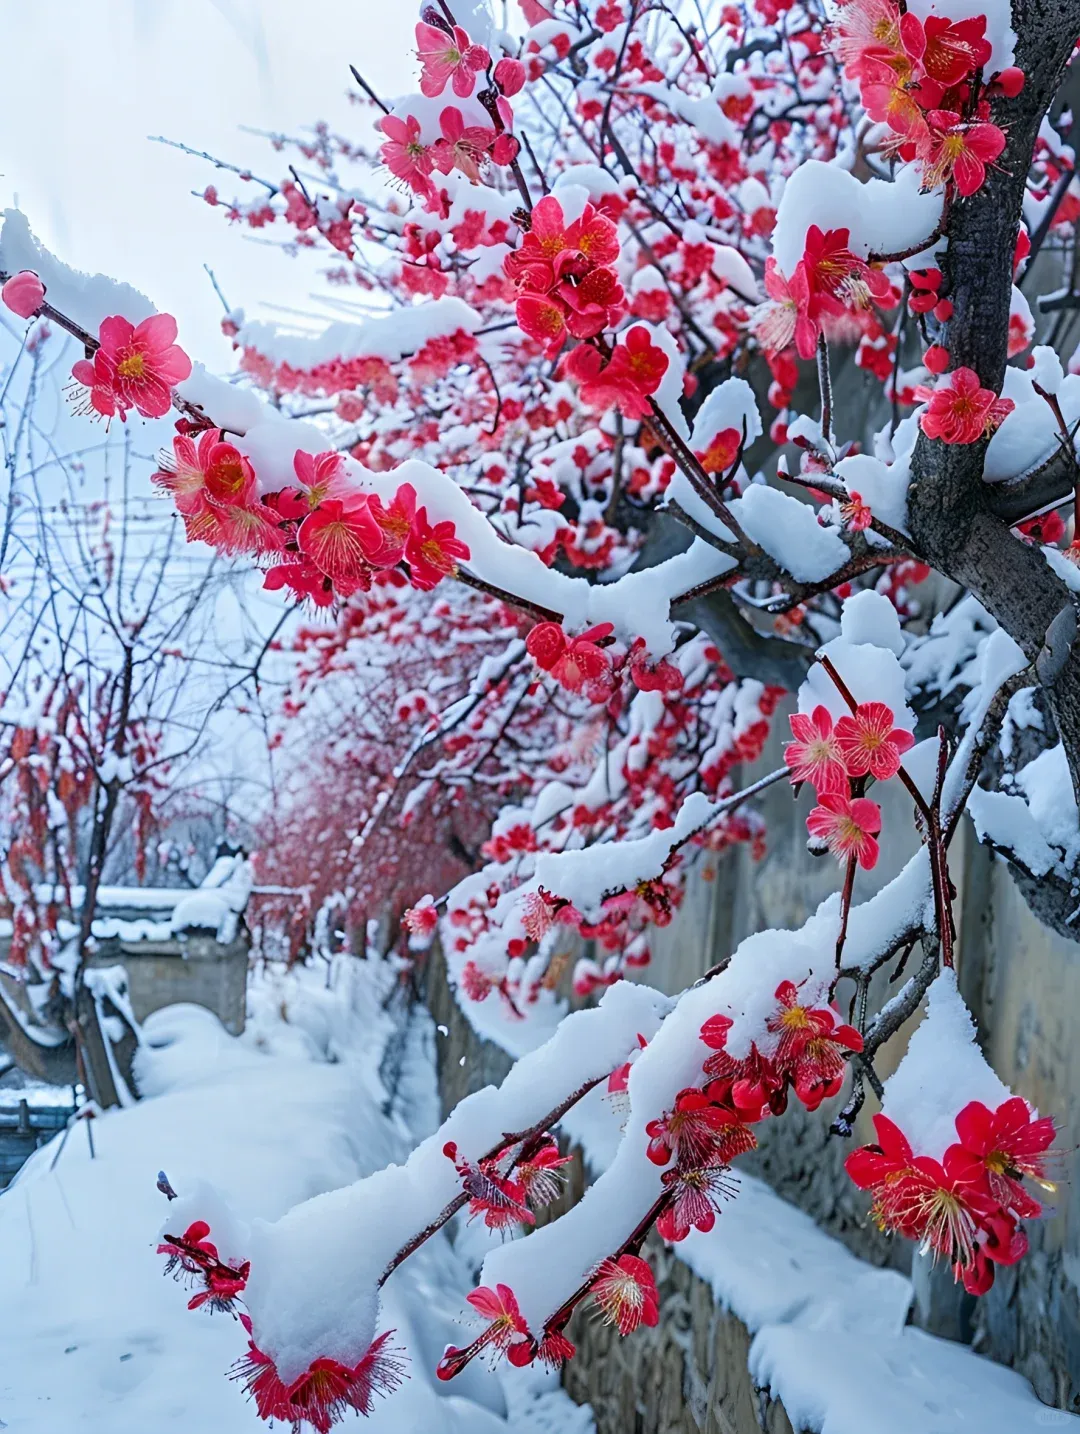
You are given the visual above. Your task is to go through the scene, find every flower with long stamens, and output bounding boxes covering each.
[432,106,497,183]
[379,113,435,195]
[416,21,490,99]
[750,258,816,357]
[591,1254,659,1335]
[292,449,353,509]
[646,1088,756,1167]
[919,112,1006,197]
[437,1284,532,1380]
[656,1162,740,1241]
[899,11,991,85]
[404,507,470,589]
[877,1147,994,1272]
[444,1141,534,1230]
[515,1139,573,1206]
[699,1014,786,1122]
[536,1327,576,1366]
[235,1329,406,1432]
[831,0,904,76]
[298,498,382,586]
[954,1097,1057,1218]
[766,980,863,1111]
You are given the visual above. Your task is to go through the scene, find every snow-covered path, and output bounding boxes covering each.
[0,959,591,1434]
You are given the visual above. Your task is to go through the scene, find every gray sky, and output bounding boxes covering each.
[0,0,415,364]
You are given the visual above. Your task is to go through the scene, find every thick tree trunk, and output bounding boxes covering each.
[907,0,1080,797]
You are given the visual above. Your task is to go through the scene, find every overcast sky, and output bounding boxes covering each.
[0,0,416,364]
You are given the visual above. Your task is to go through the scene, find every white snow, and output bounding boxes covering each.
[881,969,1011,1161]
[0,959,593,1434]
[798,596,916,732]
[772,163,943,278]
[0,208,157,332]
[236,298,483,370]
[967,787,1058,875]
[728,484,848,583]
[834,453,911,535]
[689,377,762,456]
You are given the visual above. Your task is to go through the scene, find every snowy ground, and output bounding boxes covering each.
[0,957,592,1434]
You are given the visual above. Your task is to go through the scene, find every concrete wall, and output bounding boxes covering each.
[88,934,249,1035]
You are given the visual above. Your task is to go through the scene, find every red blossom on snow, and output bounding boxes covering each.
[550,623,615,696]
[157,1220,250,1316]
[699,1014,787,1122]
[656,1161,739,1241]
[71,313,192,421]
[297,498,382,585]
[402,897,438,935]
[805,791,882,868]
[645,1087,757,1167]
[368,483,418,565]
[784,705,848,794]
[235,1329,406,1432]
[917,366,1015,444]
[514,1138,573,1206]
[443,1141,535,1229]
[833,700,915,781]
[766,979,863,1111]
[404,507,471,589]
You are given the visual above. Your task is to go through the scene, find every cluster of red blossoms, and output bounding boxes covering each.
[154,440,469,606]
[524,621,684,701]
[443,1135,571,1230]
[785,700,915,871]
[438,975,865,1366]
[834,0,1017,195]
[158,1219,405,1432]
[636,979,864,1242]
[846,1097,1056,1294]
[379,17,526,201]
[0,281,474,609]
[505,194,625,355]
[438,1253,660,1379]
[755,226,895,361]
